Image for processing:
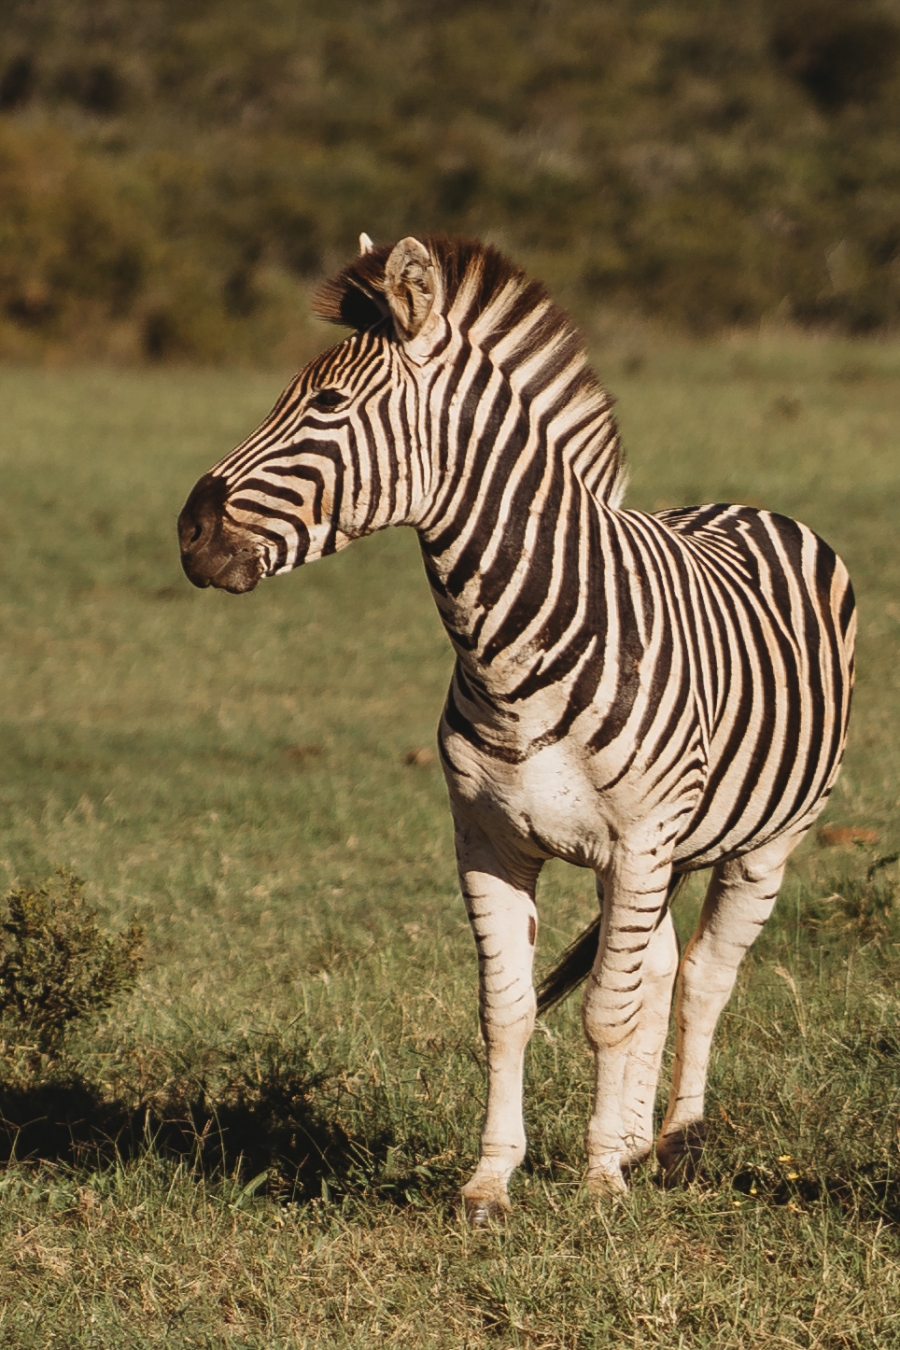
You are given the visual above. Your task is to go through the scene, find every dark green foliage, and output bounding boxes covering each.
[2,0,900,357]
[770,1,900,111]
[0,870,143,1060]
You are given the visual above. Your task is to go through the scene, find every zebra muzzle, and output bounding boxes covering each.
[178,474,264,594]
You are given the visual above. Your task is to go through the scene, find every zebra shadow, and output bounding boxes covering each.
[0,1047,457,1208]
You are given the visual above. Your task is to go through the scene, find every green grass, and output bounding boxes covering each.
[0,342,899,1346]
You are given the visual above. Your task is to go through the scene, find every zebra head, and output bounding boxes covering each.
[178,235,455,592]
[179,234,622,592]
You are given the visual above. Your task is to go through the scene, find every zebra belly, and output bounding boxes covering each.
[670,774,830,873]
[668,666,846,870]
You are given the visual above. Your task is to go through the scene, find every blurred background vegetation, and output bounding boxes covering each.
[1,0,900,362]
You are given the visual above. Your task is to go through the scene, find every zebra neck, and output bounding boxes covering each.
[410,349,624,706]
[417,452,614,703]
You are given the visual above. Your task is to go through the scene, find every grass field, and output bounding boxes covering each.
[0,339,899,1347]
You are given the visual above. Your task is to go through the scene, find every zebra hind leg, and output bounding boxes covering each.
[657,831,804,1181]
[619,907,680,1171]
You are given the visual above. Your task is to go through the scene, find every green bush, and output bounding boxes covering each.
[0,870,143,1063]
[801,853,900,946]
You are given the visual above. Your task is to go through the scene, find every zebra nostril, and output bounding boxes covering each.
[178,473,229,556]
[179,512,206,555]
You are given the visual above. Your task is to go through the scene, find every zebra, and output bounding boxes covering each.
[179,234,856,1224]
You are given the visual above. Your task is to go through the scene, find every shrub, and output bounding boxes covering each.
[0,870,143,1064]
[3,0,900,351]
[802,854,900,946]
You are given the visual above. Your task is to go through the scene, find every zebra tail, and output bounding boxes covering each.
[535,916,602,1016]
[535,874,686,1016]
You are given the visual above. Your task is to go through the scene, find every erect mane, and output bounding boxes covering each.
[313,237,583,368]
[313,236,626,505]
[313,237,525,332]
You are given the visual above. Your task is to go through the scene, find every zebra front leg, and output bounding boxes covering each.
[582,851,674,1194]
[454,815,542,1225]
[658,833,800,1180]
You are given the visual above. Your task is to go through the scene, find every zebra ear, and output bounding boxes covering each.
[384,237,444,346]
[359,232,374,256]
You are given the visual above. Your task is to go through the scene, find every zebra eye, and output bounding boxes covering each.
[309,387,346,411]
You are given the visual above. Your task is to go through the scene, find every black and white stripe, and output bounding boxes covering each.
[180,235,855,1219]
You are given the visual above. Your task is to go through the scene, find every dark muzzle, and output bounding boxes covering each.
[178,473,263,594]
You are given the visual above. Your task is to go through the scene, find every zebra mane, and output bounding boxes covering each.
[313,236,626,505]
[314,236,529,334]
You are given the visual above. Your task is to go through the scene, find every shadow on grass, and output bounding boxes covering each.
[730,1166,900,1223]
[4,1054,895,1223]
[0,1047,459,1209]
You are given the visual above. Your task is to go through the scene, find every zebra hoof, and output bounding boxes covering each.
[463,1195,509,1227]
[657,1122,707,1185]
[585,1162,629,1198]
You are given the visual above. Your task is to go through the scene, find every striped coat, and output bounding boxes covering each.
[179,235,855,1222]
